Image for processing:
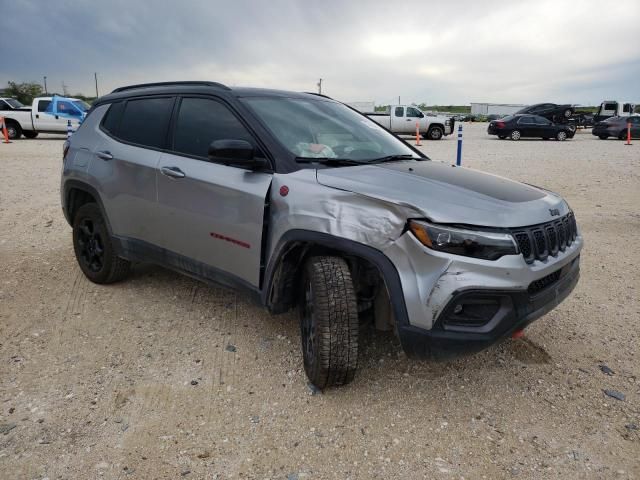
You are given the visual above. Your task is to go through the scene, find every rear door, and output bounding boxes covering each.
[390,106,407,133]
[154,96,272,288]
[32,99,55,131]
[90,96,175,244]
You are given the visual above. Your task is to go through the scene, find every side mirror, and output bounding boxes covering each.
[208,139,268,170]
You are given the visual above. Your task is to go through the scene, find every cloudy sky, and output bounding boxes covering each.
[3,0,639,105]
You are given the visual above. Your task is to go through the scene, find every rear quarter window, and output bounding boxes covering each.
[101,101,125,136]
[117,97,174,149]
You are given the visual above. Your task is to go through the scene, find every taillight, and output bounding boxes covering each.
[496,121,505,128]
[62,140,70,161]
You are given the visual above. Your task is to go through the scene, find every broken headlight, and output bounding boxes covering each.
[408,220,518,261]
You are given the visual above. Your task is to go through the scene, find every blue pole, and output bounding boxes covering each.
[456,124,463,166]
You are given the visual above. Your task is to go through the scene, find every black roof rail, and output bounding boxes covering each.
[303,92,335,100]
[111,81,230,93]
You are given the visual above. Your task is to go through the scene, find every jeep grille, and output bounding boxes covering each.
[511,212,577,264]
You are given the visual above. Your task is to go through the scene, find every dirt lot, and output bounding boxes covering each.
[1,124,638,479]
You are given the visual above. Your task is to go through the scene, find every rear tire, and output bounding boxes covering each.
[300,256,359,389]
[510,130,521,140]
[427,126,444,140]
[22,131,38,139]
[598,134,608,140]
[498,135,506,140]
[5,121,22,140]
[556,131,568,141]
[72,203,130,284]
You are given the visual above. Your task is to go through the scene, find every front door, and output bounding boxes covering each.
[405,106,424,134]
[155,96,272,288]
[533,115,556,137]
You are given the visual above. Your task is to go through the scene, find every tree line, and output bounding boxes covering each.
[3,81,96,106]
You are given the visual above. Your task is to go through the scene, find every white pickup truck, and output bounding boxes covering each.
[1,95,89,139]
[366,105,454,140]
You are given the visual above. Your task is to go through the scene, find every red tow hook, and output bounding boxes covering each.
[511,329,525,339]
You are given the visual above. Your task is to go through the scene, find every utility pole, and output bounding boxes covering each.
[317,78,323,95]
[398,96,401,105]
[43,76,48,94]
[62,81,69,96]
[94,72,99,97]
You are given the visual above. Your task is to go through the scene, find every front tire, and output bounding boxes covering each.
[510,130,521,140]
[72,203,130,284]
[427,126,444,140]
[300,256,359,389]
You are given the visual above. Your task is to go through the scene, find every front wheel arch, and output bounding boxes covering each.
[262,231,410,328]
[426,124,445,140]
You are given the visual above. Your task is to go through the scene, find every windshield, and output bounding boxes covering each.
[5,98,24,108]
[242,97,422,162]
[72,100,91,112]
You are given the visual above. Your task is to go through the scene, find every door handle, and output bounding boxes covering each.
[406,119,412,121]
[55,115,59,120]
[35,114,39,119]
[96,150,113,161]
[161,166,186,179]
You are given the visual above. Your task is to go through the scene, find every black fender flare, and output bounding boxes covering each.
[261,229,410,329]
[62,180,114,236]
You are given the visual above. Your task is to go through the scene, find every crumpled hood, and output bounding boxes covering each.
[316,160,569,228]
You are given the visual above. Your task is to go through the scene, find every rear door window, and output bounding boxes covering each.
[394,107,404,117]
[518,116,534,125]
[38,100,51,112]
[171,97,257,159]
[603,102,617,111]
[118,97,174,149]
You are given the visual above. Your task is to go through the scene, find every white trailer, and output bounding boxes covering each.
[345,101,376,113]
[471,103,527,116]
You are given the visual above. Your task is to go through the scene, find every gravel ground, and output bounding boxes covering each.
[0,124,638,479]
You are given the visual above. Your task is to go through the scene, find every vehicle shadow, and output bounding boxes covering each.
[123,263,554,393]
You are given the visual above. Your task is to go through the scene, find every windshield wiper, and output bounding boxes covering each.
[294,157,368,166]
[367,154,419,164]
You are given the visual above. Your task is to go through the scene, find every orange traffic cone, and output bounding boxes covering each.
[1,116,11,143]
[415,121,421,146]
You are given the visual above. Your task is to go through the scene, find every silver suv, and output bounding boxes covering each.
[61,81,582,388]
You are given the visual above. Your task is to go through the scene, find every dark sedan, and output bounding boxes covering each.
[487,115,576,141]
[592,115,640,140]
[515,103,574,123]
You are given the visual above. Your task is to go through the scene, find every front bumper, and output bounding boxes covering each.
[397,255,580,359]
[383,230,583,360]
